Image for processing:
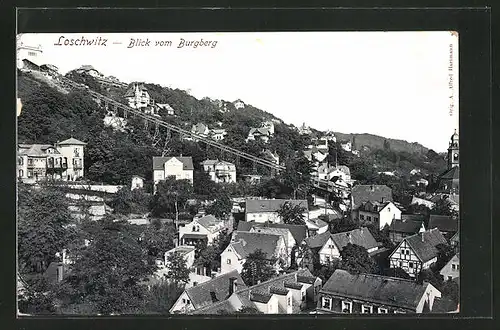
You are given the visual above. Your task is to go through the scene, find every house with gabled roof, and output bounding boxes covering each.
[245,199,309,224]
[302,227,379,267]
[351,184,393,209]
[152,156,194,193]
[178,215,226,246]
[389,228,448,278]
[317,269,442,314]
[388,216,426,244]
[17,137,87,182]
[169,270,247,314]
[201,159,237,184]
[191,269,322,314]
[304,217,329,237]
[428,215,459,239]
[355,200,402,230]
[124,83,151,109]
[246,127,272,143]
[236,222,308,248]
[220,231,288,275]
[210,128,227,141]
[233,99,246,109]
[439,253,460,282]
[156,103,175,116]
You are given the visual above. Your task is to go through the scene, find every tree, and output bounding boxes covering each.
[382,267,411,280]
[143,281,185,314]
[140,224,177,262]
[431,196,456,217]
[18,274,57,315]
[434,243,455,272]
[205,191,232,219]
[18,183,76,273]
[329,216,359,234]
[339,243,378,275]
[235,306,264,314]
[59,219,156,315]
[193,170,220,199]
[111,186,151,215]
[165,252,190,284]
[416,268,443,291]
[312,262,339,282]
[241,249,276,286]
[441,279,459,304]
[277,201,307,225]
[194,229,231,272]
[151,178,194,221]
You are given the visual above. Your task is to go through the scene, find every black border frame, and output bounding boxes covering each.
[1,5,493,330]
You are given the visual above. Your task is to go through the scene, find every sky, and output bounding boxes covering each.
[18,32,459,152]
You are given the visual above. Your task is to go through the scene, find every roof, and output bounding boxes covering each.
[296,275,317,284]
[201,159,235,167]
[321,269,430,310]
[230,231,282,260]
[78,65,97,71]
[306,218,329,230]
[152,156,194,171]
[236,221,307,244]
[166,245,195,256]
[431,297,458,313]
[249,127,271,136]
[250,292,273,303]
[428,215,458,233]
[331,227,378,251]
[185,270,247,310]
[192,123,209,134]
[389,219,424,234]
[18,144,59,156]
[196,215,224,232]
[57,138,87,146]
[352,185,393,208]
[304,227,378,251]
[401,214,426,222]
[180,233,208,240]
[246,199,308,213]
[192,269,318,314]
[403,229,448,263]
[439,167,459,180]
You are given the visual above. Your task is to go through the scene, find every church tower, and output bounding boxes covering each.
[447,129,459,169]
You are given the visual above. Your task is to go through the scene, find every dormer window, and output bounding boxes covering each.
[322,297,332,310]
[341,300,352,313]
[362,304,373,314]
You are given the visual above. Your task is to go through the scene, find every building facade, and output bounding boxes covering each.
[152,156,194,193]
[17,138,86,182]
[201,160,237,184]
[317,270,441,314]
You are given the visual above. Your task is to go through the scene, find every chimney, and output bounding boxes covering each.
[347,232,352,244]
[229,277,237,295]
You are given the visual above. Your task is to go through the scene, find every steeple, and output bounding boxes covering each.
[447,129,459,169]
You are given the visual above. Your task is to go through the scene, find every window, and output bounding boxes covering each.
[226,259,231,264]
[288,297,291,306]
[27,170,33,178]
[341,300,352,313]
[186,299,190,304]
[18,157,23,165]
[409,262,414,269]
[193,282,198,287]
[367,216,372,221]
[360,214,365,220]
[362,305,373,314]
[182,298,186,303]
[448,276,452,281]
[378,307,388,314]
[322,297,332,309]
[452,264,457,271]
[325,256,330,264]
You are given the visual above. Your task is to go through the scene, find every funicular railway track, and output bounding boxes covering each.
[59,75,286,172]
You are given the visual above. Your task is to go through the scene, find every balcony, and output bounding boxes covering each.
[215,169,230,176]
